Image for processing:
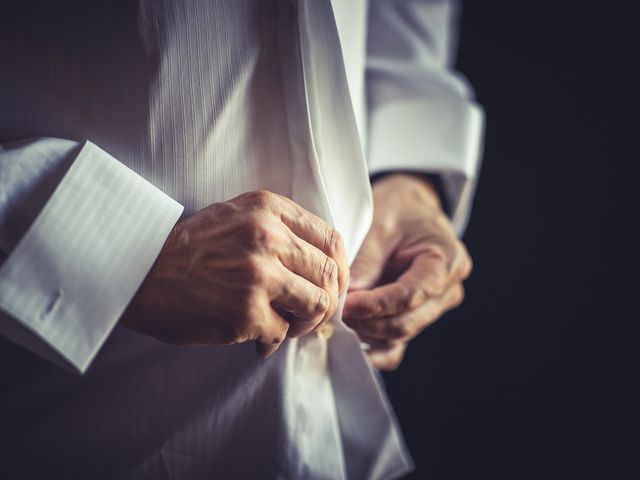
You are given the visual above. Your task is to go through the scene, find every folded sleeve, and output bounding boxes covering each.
[366,0,485,234]
[0,138,184,373]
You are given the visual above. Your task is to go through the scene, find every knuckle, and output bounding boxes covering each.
[320,256,338,287]
[387,317,411,340]
[246,190,276,209]
[314,289,331,317]
[324,228,344,257]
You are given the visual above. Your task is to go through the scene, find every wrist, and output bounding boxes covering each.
[371,172,442,212]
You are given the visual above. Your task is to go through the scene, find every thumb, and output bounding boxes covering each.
[349,230,389,290]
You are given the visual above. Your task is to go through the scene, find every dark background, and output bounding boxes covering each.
[384,2,635,479]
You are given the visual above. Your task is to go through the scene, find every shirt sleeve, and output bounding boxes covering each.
[0,138,184,373]
[366,0,485,234]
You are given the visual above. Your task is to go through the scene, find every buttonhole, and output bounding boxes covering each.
[40,289,63,320]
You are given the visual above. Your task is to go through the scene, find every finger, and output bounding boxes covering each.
[267,194,350,294]
[358,334,402,351]
[345,283,464,341]
[275,229,339,306]
[367,342,407,371]
[255,306,291,358]
[343,252,449,319]
[269,264,332,337]
[349,225,392,290]
[450,242,473,281]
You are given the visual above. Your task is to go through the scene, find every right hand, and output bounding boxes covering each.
[121,190,348,358]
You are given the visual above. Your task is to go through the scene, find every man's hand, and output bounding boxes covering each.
[121,190,349,358]
[343,173,472,371]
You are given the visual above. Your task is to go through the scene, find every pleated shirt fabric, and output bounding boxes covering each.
[0,0,483,478]
[0,0,410,479]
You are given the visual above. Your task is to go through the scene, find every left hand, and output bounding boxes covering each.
[343,173,472,370]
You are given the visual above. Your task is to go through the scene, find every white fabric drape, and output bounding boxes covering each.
[0,1,482,478]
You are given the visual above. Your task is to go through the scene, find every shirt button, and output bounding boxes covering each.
[316,323,334,341]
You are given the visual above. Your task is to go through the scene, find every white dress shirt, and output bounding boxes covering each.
[0,1,483,478]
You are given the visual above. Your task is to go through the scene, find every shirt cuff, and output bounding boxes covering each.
[0,141,184,373]
[367,97,484,234]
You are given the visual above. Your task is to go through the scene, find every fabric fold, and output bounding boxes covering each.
[294,1,414,477]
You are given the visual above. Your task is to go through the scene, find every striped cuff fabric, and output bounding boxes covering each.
[0,141,184,373]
